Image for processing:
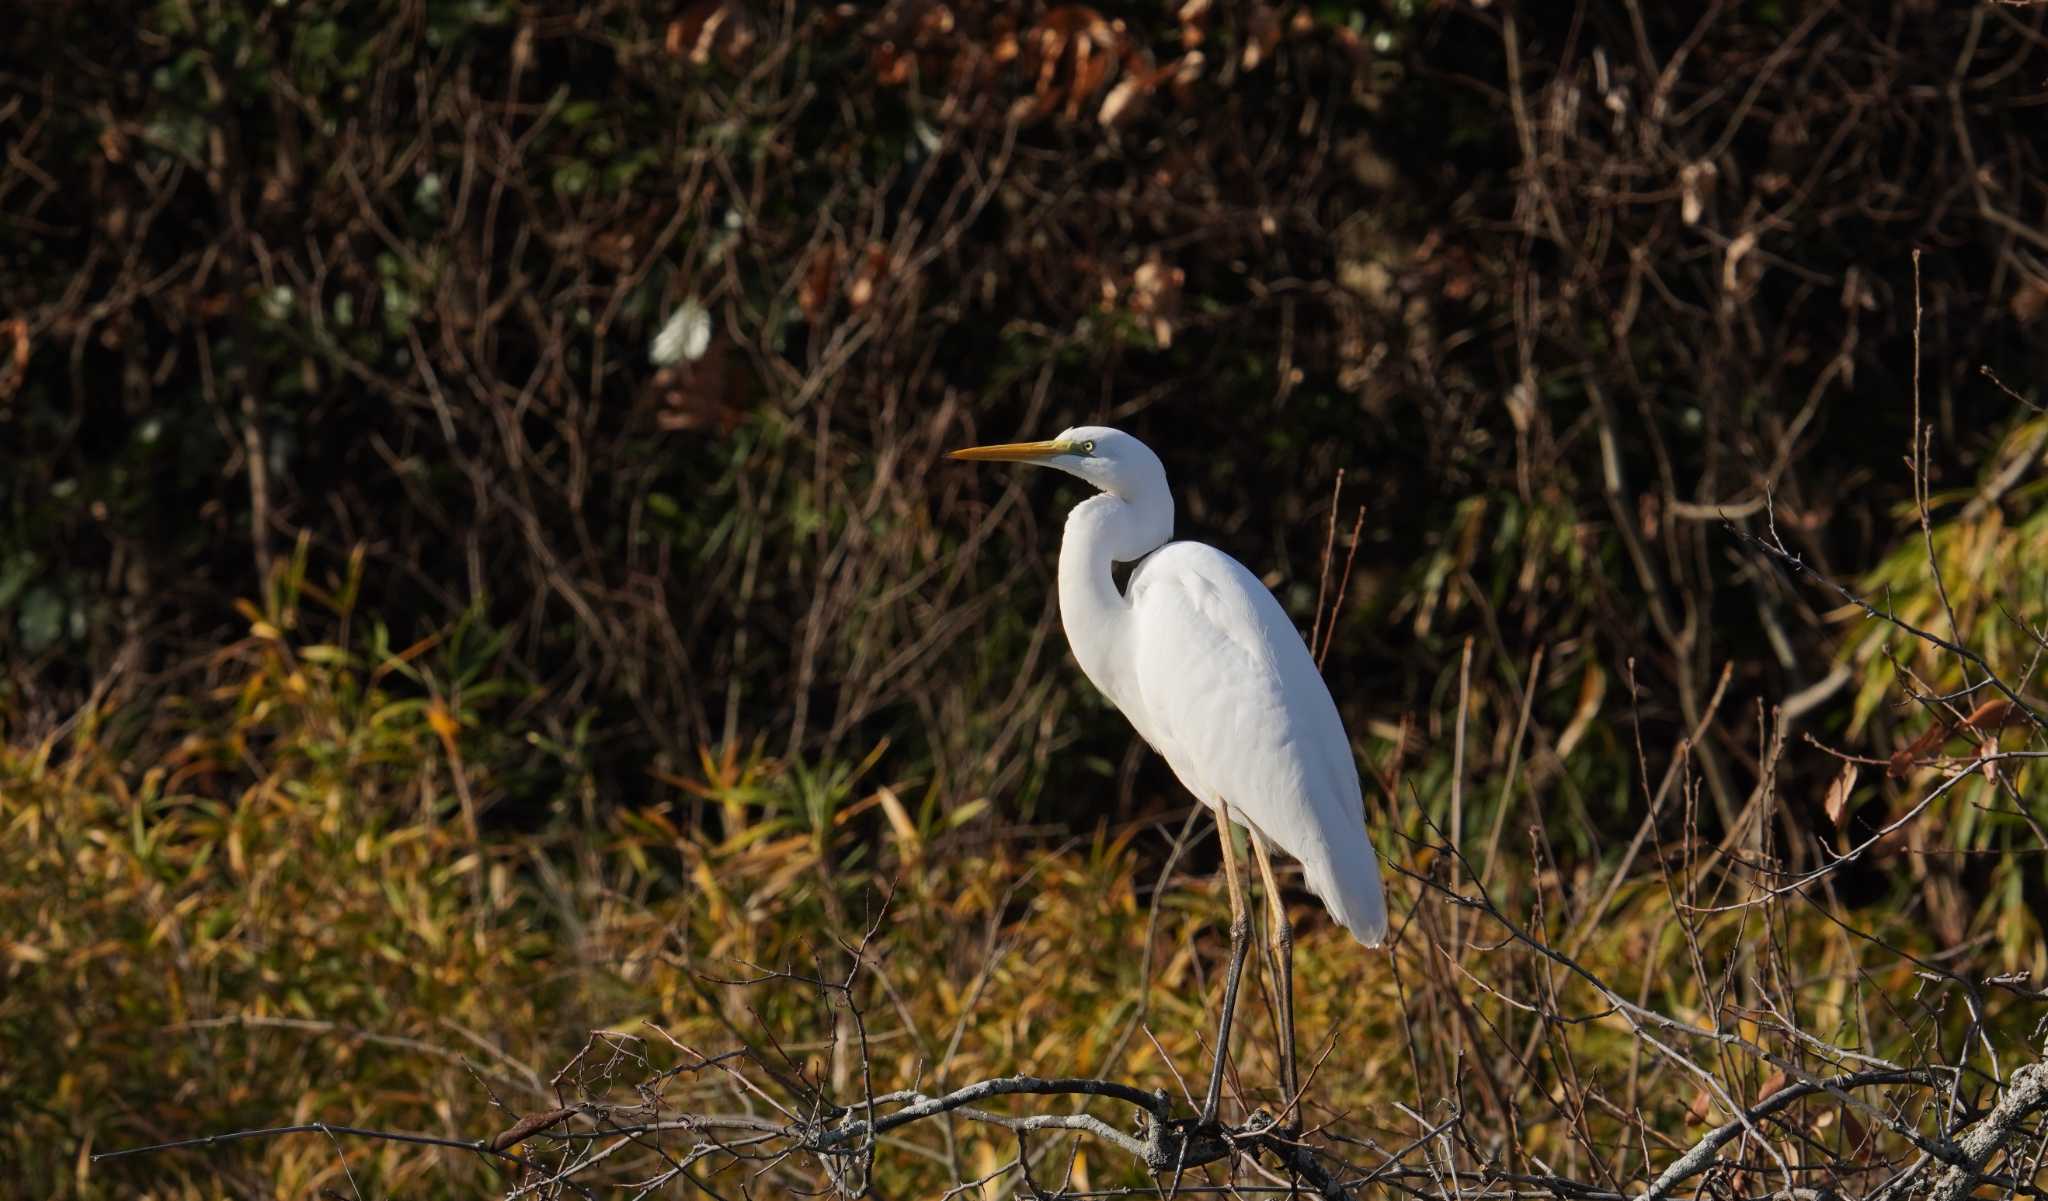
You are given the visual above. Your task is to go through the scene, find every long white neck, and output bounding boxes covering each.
[1059,488,1172,706]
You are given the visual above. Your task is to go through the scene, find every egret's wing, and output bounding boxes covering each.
[1126,543,1386,945]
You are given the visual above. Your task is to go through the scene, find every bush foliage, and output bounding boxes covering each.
[3,0,2046,1197]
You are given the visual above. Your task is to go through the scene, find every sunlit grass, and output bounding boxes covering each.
[1838,411,2048,973]
[1,534,2025,1197]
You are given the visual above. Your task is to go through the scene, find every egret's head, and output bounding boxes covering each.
[947,425,1165,501]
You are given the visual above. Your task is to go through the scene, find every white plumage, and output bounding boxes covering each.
[950,425,1385,945]
[1126,542,1387,944]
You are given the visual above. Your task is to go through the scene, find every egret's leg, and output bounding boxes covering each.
[1200,801,1253,1128]
[1249,828,1297,1129]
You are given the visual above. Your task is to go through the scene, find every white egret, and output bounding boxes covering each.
[950,426,1385,1126]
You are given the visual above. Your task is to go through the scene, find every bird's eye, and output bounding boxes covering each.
[1081,440,1096,454]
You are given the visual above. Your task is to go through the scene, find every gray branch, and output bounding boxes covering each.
[1641,1069,1936,1201]
[809,1073,1170,1149]
[92,1055,2048,1201]
[1927,1059,2048,1201]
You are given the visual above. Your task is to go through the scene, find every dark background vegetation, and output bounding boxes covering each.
[3,1,2046,1197]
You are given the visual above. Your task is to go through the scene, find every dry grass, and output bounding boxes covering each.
[5,551,2037,1197]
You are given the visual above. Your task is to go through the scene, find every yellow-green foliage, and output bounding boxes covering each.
[1845,415,2048,730]
[0,563,1383,1196]
[1838,412,2048,965]
[0,546,2026,1197]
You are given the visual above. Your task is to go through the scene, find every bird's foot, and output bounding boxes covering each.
[1143,1114,1233,1174]
[1241,1106,1302,1145]
[1143,1108,1302,1177]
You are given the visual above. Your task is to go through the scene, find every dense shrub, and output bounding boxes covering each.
[3,3,2046,1193]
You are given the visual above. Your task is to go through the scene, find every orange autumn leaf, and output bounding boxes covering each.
[1822,762,1858,828]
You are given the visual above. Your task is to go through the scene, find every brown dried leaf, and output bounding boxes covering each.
[2014,277,2048,324]
[872,42,911,87]
[916,2,955,41]
[1505,375,1535,434]
[666,2,755,67]
[717,10,757,63]
[1685,1087,1714,1125]
[1130,254,1183,345]
[1722,229,1758,295]
[0,317,27,403]
[799,243,839,322]
[1097,76,1146,127]
[652,340,747,436]
[1888,720,1951,778]
[2,318,26,374]
[1066,32,1099,120]
[491,1106,577,1152]
[1822,762,1858,828]
[1044,4,1113,41]
[846,243,889,311]
[1242,4,1281,72]
[1130,256,1182,312]
[1019,6,1125,123]
[1679,160,1716,225]
[1838,1104,1868,1150]
[1887,699,2020,779]
[1556,661,1606,761]
[875,786,922,855]
[590,230,637,270]
[1956,698,2015,735]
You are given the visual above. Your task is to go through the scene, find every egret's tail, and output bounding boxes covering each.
[1304,851,1387,948]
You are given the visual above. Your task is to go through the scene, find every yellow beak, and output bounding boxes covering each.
[947,439,1073,463]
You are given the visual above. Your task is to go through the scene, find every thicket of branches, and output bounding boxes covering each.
[2,0,2041,825]
[75,502,2048,1198]
[4,0,2048,1198]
